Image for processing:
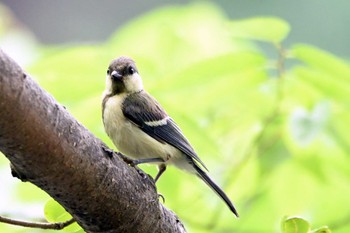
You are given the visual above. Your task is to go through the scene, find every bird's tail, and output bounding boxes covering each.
[193,163,239,217]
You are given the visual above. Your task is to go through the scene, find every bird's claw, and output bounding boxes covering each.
[116,152,135,164]
[134,166,147,178]
[102,146,114,158]
[158,193,165,203]
[102,146,156,186]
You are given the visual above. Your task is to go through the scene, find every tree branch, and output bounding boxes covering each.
[0,216,75,230]
[0,49,186,233]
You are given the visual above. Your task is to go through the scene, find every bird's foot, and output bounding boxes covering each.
[101,147,158,186]
[101,145,135,164]
[116,152,135,164]
[134,166,148,179]
[101,145,114,158]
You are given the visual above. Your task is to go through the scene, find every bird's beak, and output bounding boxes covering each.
[111,70,123,81]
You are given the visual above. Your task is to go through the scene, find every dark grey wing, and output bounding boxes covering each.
[122,91,167,126]
[150,118,208,171]
[122,91,208,171]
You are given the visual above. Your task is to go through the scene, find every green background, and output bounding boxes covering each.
[0,2,349,233]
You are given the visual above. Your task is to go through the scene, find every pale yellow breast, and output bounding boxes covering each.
[103,94,180,163]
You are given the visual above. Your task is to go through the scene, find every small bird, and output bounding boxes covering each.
[102,56,238,217]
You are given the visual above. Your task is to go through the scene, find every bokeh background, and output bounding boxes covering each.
[0,1,349,233]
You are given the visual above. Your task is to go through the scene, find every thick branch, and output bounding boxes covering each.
[0,50,186,233]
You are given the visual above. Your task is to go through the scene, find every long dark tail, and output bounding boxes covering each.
[193,163,239,217]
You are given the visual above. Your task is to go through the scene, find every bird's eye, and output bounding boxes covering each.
[128,66,135,75]
[107,69,110,75]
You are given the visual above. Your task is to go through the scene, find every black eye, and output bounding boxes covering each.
[107,69,110,75]
[128,66,135,75]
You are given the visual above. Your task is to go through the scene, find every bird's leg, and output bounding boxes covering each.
[128,157,167,183]
[129,157,165,166]
[116,152,135,164]
[101,146,134,163]
[154,164,167,203]
[154,164,167,183]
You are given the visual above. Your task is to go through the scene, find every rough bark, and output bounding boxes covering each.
[0,50,186,233]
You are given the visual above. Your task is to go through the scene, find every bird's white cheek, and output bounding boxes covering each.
[124,73,143,93]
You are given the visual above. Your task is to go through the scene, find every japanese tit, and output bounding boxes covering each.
[102,56,238,217]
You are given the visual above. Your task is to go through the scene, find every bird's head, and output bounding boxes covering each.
[105,56,143,95]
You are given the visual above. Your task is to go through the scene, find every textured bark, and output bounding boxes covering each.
[0,50,186,233]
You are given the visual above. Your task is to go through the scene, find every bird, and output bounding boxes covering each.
[102,56,238,217]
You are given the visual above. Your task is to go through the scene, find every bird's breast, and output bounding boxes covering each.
[102,94,180,163]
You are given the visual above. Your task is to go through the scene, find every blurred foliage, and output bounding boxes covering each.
[1,2,350,233]
[44,200,81,233]
[281,216,331,233]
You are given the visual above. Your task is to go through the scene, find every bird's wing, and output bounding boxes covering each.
[122,91,208,171]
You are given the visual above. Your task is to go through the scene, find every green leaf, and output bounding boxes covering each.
[258,136,290,177]
[282,217,310,233]
[229,17,290,43]
[44,198,82,232]
[311,226,331,233]
[152,51,266,92]
[329,111,350,154]
[44,198,70,222]
[290,44,350,106]
[292,67,350,104]
[108,3,243,75]
[292,44,350,79]
[151,51,268,123]
[28,45,107,104]
[15,182,51,202]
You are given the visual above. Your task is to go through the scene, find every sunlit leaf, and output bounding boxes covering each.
[44,199,81,232]
[152,51,266,93]
[108,3,255,76]
[229,17,290,43]
[312,226,331,233]
[282,216,310,233]
[292,44,350,79]
[329,111,350,154]
[258,134,290,177]
[28,46,107,104]
[292,67,350,105]
[44,199,70,222]
[15,182,50,202]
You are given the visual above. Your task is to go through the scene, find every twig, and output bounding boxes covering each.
[0,215,75,230]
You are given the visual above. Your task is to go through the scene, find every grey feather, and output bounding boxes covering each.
[122,91,208,171]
